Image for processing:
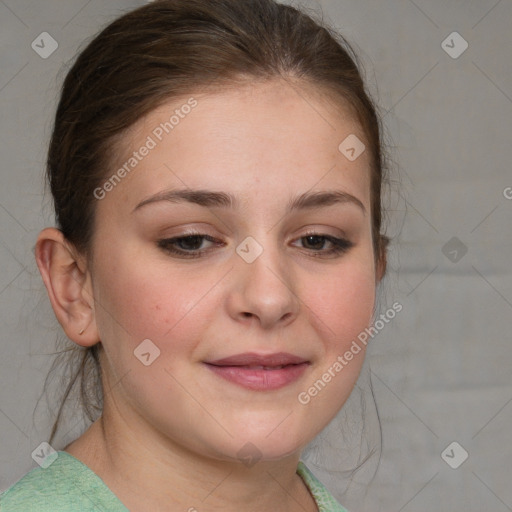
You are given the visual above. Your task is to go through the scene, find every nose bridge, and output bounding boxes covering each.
[231,231,299,328]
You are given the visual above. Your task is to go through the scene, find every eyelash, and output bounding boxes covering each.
[157,231,354,259]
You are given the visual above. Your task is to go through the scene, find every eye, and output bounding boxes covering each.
[157,231,354,260]
[157,233,224,259]
[293,232,354,258]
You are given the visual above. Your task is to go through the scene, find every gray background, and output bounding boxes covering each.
[1,0,511,511]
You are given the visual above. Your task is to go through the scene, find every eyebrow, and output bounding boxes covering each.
[132,188,366,215]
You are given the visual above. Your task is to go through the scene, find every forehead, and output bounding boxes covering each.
[97,79,371,216]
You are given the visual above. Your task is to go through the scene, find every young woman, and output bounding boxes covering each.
[1,0,390,510]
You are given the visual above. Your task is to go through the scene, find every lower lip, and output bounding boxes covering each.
[205,363,309,391]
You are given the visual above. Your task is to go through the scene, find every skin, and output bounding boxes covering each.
[36,78,386,512]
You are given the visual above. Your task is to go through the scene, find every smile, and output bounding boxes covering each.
[204,352,310,391]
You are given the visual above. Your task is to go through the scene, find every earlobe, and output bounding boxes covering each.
[35,227,99,347]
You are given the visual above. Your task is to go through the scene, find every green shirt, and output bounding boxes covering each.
[0,451,348,511]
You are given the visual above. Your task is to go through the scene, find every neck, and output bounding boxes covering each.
[64,413,317,512]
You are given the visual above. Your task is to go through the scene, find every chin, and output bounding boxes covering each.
[208,421,312,465]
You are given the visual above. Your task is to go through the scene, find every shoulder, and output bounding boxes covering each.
[0,451,127,511]
[297,461,350,512]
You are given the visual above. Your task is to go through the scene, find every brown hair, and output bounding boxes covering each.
[44,0,391,446]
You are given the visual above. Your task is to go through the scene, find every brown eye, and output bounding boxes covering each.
[294,233,354,258]
[157,234,223,258]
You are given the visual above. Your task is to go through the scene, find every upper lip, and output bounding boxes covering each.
[205,352,309,367]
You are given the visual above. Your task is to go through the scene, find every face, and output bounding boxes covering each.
[88,79,379,463]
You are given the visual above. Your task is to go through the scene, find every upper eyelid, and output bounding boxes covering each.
[162,232,352,251]
[165,231,348,241]
[163,223,350,237]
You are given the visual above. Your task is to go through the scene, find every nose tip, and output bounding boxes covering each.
[227,235,302,330]
[233,277,298,328]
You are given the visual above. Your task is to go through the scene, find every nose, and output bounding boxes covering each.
[225,238,300,330]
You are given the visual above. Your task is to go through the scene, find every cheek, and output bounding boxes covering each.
[290,259,376,438]
[305,259,376,351]
[92,251,210,350]
[95,251,224,362]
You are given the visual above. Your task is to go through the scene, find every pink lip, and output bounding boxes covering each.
[204,352,310,391]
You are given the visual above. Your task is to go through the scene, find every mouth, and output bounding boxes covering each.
[204,352,311,391]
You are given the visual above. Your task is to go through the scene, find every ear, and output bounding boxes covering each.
[35,227,99,347]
